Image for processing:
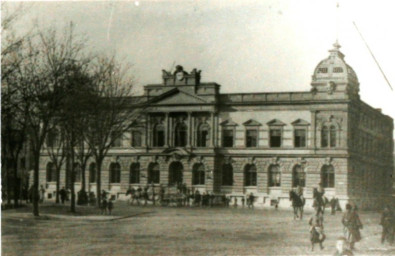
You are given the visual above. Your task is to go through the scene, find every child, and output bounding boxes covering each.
[309,211,326,251]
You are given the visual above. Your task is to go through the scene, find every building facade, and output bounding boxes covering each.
[39,43,394,209]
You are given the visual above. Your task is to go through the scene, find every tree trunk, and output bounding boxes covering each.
[7,168,12,206]
[13,159,19,208]
[96,158,102,208]
[81,165,86,192]
[55,167,60,203]
[33,152,40,216]
[70,145,76,213]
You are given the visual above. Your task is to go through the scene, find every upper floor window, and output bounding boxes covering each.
[244,164,257,186]
[174,123,187,147]
[192,163,205,185]
[321,125,337,148]
[197,123,210,147]
[46,129,59,148]
[269,129,282,148]
[333,67,343,73]
[321,164,335,188]
[130,163,140,184]
[269,164,281,187]
[131,130,142,147]
[153,124,165,147]
[109,162,121,183]
[222,163,233,186]
[318,67,328,73]
[246,129,258,147]
[294,129,306,148]
[46,162,56,182]
[222,129,234,147]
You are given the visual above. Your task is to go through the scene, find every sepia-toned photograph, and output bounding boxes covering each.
[1,0,394,255]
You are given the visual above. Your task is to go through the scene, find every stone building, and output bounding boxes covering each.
[40,42,394,209]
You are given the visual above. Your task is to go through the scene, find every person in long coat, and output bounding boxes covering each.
[342,204,363,250]
[380,205,394,245]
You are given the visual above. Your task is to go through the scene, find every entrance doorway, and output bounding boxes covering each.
[168,162,183,186]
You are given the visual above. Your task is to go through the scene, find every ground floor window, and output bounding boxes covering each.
[130,163,140,184]
[109,162,121,183]
[222,164,233,186]
[269,165,281,187]
[292,165,305,187]
[321,164,335,188]
[148,163,160,184]
[192,163,205,185]
[244,164,257,186]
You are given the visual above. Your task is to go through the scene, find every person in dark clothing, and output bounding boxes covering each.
[108,199,114,215]
[330,197,338,215]
[248,193,255,209]
[59,187,67,204]
[209,192,215,207]
[241,197,245,208]
[101,198,108,215]
[380,205,394,245]
[309,210,326,251]
[143,186,149,206]
[342,204,363,250]
[194,190,201,206]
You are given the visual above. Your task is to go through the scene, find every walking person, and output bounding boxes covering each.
[309,210,325,251]
[108,199,114,215]
[248,193,255,209]
[330,197,337,215]
[59,187,67,204]
[241,197,245,208]
[380,205,394,245]
[342,203,363,250]
[101,198,108,215]
[143,186,149,206]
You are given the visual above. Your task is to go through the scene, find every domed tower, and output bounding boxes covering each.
[311,41,359,98]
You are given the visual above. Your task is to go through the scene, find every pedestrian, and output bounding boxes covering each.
[108,199,114,215]
[194,190,201,206]
[159,185,165,205]
[233,197,238,208]
[333,236,353,256]
[309,210,326,251]
[39,185,46,203]
[143,186,149,206]
[209,192,215,207]
[380,205,394,245]
[101,198,108,215]
[241,197,245,208]
[59,187,67,204]
[330,197,337,215]
[101,190,107,201]
[248,193,255,209]
[342,203,363,250]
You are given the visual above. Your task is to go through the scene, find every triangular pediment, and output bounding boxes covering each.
[243,119,262,126]
[291,119,310,126]
[149,88,207,105]
[220,120,238,126]
[267,119,286,126]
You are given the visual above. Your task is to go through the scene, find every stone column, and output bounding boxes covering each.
[169,115,173,147]
[210,112,215,147]
[187,112,192,147]
[146,114,150,148]
[164,112,169,147]
[191,114,195,147]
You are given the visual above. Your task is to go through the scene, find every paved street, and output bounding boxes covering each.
[2,202,395,256]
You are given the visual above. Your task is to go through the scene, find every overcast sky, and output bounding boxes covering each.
[4,0,395,121]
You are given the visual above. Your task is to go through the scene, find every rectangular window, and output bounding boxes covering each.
[333,67,344,73]
[318,67,328,73]
[269,129,282,148]
[222,129,234,147]
[294,129,306,148]
[246,129,258,147]
[131,130,142,147]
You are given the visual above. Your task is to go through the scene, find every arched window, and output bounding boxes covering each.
[153,124,165,147]
[174,123,187,147]
[74,163,81,183]
[46,162,56,182]
[148,163,160,184]
[292,165,306,187]
[269,165,281,187]
[89,163,96,183]
[244,164,257,186]
[109,162,121,183]
[330,125,337,147]
[197,123,210,147]
[321,126,329,147]
[131,130,142,147]
[321,164,335,188]
[130,163,140,184]
[192,163,205,185]
[222,164,233,186]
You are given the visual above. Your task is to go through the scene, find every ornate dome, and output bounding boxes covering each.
[311,42,359,96]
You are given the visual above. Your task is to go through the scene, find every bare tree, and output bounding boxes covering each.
[45,126,66,203]
[84,56,140,207]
